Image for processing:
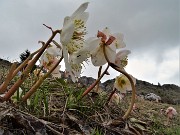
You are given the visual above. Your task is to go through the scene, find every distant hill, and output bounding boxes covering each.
[102,78,180,105]
[0,58,179,104]
[0,58,11,68]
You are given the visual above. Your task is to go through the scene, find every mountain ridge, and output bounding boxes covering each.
[1,58,179,104]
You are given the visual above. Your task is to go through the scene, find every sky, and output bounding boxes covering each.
[0,0,179,86]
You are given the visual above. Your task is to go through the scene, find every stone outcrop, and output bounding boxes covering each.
[144,93,161,102]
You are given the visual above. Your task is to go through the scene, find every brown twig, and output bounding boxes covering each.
[43,24,53,33]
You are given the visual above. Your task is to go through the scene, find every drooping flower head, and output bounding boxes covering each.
[88,27,126,66]
[114,74,136,93]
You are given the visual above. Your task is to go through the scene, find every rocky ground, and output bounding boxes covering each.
[0,58,180,135]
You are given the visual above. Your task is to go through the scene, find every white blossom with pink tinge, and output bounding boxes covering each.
[86,27,126,66]
[111,93,125,104]
[165,106,177,119]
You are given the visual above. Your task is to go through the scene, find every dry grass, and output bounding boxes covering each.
[0,61,180,134]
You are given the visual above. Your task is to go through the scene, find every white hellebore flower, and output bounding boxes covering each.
[40,52,55,69]
[40,44,62,78]
[60,2,89,82]
[114,74,136,93]
[89,27,126,66]
[165,106,178,119]
[111,93,125,104]
[50,57,61,78]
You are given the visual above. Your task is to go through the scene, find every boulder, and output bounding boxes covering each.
[144,93,161,102]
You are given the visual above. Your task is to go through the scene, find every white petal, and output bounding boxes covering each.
[105,46,116,63]
[68,71,76,82]
[85,37,100,53]
[73,12,89,23]
[81,12,89,23]
[116,50,131,60]
[69,50,89,64]
[111,93,122,104]
[112,33,126,49]
[91,45,107,66]
[63,16,71,26]
[71,2,89,18]
[71,63,82,77]
[61,17,74,45]
[47,44,62,57]
[62,45,71,72]
[102,27,111,37]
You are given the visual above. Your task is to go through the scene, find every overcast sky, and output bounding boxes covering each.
[0,0,179,86]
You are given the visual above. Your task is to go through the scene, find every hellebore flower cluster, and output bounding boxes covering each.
[39,2,133,86]
[0,2,136,120]
[41,3,136,106]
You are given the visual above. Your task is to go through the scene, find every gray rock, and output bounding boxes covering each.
[144,93,161,102]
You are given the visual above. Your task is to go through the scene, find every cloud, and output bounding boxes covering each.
[0,0,179,85]
[156,46,179,85]
[126,46,179,85]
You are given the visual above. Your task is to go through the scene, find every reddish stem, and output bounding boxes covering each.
[0,62,18,93]
[2,30,61,101]
[107,88,116,103]
[102,43,136,120]
[82,64,109,98]
[95,66,102,92]
[22,57,63,101]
